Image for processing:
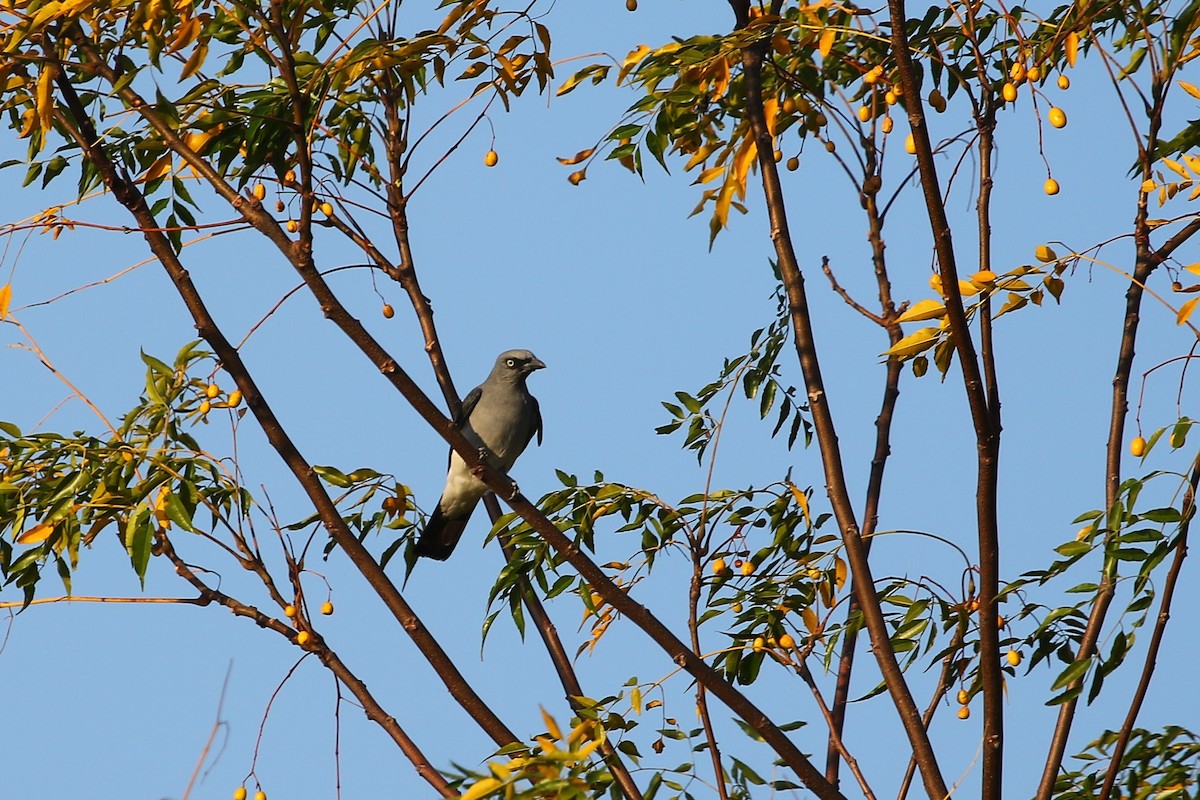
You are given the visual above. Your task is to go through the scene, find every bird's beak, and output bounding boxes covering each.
[528,357,547,371]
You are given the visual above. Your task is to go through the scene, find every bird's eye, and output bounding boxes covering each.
[505,358,517,368]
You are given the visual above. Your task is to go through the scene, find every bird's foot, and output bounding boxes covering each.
[469,447,492,479]
[506,479,520,500]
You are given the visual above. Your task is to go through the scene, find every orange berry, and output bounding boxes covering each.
[711,558,727,575]
[1048,107,1067,128]
[286,219,298,233]
[778,633,795,649]
[321,601,334,615]
[382,304,395,319]
[1044,178,1060,196]
[205,383,220,399]
[956,689,969,704]
[957,705,970,720]
[284,604,297,618]
[1006,649,1022,666]
[283,169,296,183]
[228,390,243,407]
[484,149,499,167]
[255,792,267,800]
[1002,82,1018,103]
[740,561,755,576]
[252,183,266,200]
[1057,75,1070,90]
[199,400,211,415]
[296,631,311,646]
[234,788,248,800]
[1131,436,1146,457]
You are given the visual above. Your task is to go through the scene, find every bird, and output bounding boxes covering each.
[414,349,545,560]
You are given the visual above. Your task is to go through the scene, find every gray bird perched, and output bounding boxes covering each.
[415,349,545,560]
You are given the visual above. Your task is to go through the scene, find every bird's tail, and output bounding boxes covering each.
[414,504,476,560]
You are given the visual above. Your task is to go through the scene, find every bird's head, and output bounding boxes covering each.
[493,349,546,381]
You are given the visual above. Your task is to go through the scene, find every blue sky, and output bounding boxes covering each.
[2,2,1198,799]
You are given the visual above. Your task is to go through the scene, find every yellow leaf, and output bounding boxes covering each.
[17,522,54,544]
[35,66,56,135]
[1162,157,1191,180]
[179,39,208,80]
[540,706,562,739]
[883,326,939,358]
[1184,263,1200,277]
[957,279,981,297]
[630,686,642,714]
[0,282,11,321]
[556,148,595,166]
[763,96,779,137]
[1065,31,1079,68]
[1177,297,1198,326]
[460,777,503,800]
[730,133,758,199]
[144,154,173,183]
[788,482,810,527]
[834,557,847,589]
[695,165,726,185]
[1179,80,1200,101]
[818,27,835,58]
[897,298,946,322]
[801,606,820,634]
[710,55,731,100]
[576,737,603,759]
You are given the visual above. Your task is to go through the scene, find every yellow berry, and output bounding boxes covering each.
[1131,436,1146,457]
[773,149,782,162]
[1010,62,1027,83]
[740,561,755,576]
[228,390,243,407]
[252,183,266,201]
[752,636,765,653]
[296,631,311,646]
[1027,65,1042,82]
[484,149,499,167]
[321,601,334,615]
[121,450,135,462]
[778,633,795,649]
[711,558,727,575]
[284,604,297,618]
[320,201,334,216]
[206,383,220,399]
[1048,107,1067,128]
[1057,75,1070,90]
[199,400,211,415]
[286,219,298,233]
[858,105,872,122]
[782,97,797,114]
[731,602,744,613]
[234,788,248,800]
[1044,178,1060,196]
[786,156,799,171]
[881,116,894,134]
[284,169,296,183]
[255,791,267,800]
[382,303,395,319]
[905,133,916,155]
[1006,649,1022,666]
[956,689,969,704]
[957,705,970,720]
[1002,82,1018,103]
[885,90,898,105]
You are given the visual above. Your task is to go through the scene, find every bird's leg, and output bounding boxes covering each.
[505,479,520,500]
[469,447,491,479]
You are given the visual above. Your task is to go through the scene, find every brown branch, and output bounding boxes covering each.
[690,556,731,800]
[730,3,948,796]
[1035,66,1170,800]
[52,52,521,750]
[1096,460,1197,800]
[899,624,967,800]
[154,530,455,796]
[826,143,906,786]
[884,2,1002,796]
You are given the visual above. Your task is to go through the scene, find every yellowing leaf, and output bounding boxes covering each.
[1035,244,1058,262]
[460,777,504,800]
[884,326,939,358]
[1163,157,1191,180]
[695,165,726,185]
[897,298,947,322]
[630,686,642,714]
[1179,80,1200,101]
[801,606,820,634]
[540,706,562,739]
[834,557,847,589]
[17,522,54,544]
[0,283,11,321]
[556,148,595,166]
[763,96,779,137]
[818,27,835,58]
[1065,31,1079,67]
[35,65,56,136]
[179,40,209,80]
[1177,297,1198,326]
[788,482,810,527]
[1184,263,1200,277]
[144,154,173,183]
[957,279,981,297]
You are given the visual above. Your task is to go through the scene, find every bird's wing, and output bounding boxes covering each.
[455,386,483,427]
[528,395,543,447]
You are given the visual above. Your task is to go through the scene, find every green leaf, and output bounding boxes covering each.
[163,490,197,533]
[124,505,153,587]
[313,465,352,487]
